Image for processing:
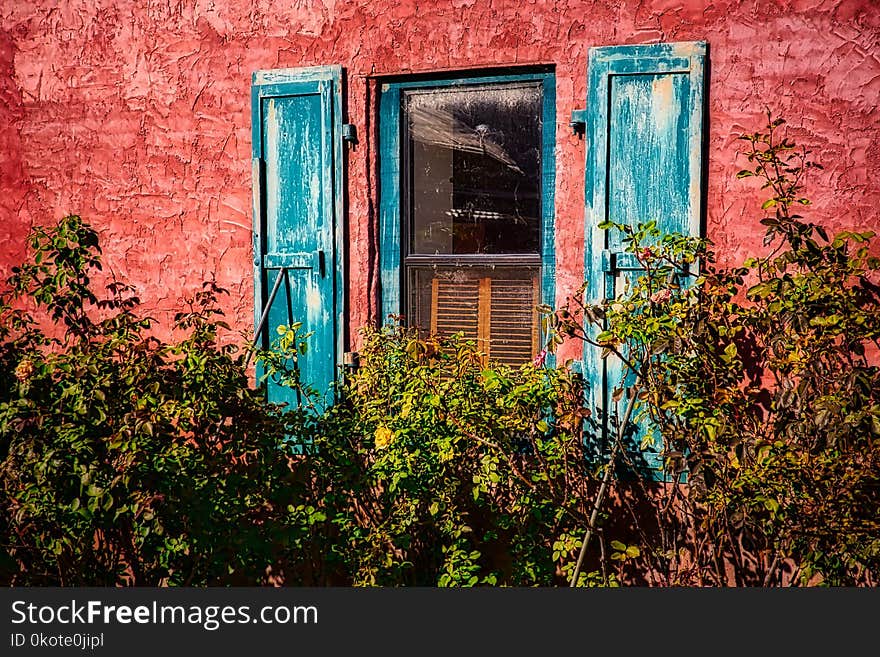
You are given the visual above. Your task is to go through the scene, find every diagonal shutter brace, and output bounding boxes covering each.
[245,268,288,368]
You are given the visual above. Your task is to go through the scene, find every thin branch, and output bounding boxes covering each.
[569,374,643,586]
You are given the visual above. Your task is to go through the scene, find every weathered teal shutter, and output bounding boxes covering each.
[251,66,344,409]
[582,42,707,475]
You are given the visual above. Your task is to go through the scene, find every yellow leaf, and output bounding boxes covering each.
[374,426,394,450]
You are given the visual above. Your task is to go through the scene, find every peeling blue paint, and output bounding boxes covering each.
[583,42,707,477]
[251,65,344,410]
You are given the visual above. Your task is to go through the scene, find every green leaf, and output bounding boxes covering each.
[763,498,780,515]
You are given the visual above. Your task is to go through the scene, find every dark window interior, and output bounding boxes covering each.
[401,80,545,365]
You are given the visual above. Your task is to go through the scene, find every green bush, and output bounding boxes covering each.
[0,217,610,586]
[294,323,604,586]
[545,114,880,586]
[0,216,308,585]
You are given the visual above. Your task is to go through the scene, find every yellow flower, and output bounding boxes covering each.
[14,359,34,382]
[374,426,394,450]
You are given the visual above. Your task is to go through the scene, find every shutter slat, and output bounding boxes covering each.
[488,274,538,365]
[428,272,539,365]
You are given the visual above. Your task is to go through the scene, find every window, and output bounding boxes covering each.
[250,42,706,433]
[379,71,555,365]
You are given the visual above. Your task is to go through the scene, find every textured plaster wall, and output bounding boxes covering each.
[2,0,879,357]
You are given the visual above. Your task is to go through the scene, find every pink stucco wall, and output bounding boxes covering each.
[2,1,879,358]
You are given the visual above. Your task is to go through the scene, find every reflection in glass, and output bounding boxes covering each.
[404,83,542,255]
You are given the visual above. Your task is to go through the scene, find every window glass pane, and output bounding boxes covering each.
[404,83,542,255]
[408,266,540,366]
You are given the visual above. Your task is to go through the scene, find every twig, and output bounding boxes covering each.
[569,374,642,586]
[763,552,780,587]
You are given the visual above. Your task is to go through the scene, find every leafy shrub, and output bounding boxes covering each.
[274,323,609,586]
[545,114,880,586]
[0,217,612,586]
[0,216,307,585]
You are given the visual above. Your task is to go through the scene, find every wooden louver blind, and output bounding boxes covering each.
[430,275,539,366]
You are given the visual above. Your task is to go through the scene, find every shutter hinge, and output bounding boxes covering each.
[601,249,616,272]
[316,249,326,278]
[342,123,358,146]
[343,351,360,370]
[569,109,586,137]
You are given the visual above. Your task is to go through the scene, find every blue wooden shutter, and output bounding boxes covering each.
[251,66,344,409]
[582,42,707,475]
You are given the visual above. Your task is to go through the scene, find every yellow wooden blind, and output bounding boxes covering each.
[430,274,539,365]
